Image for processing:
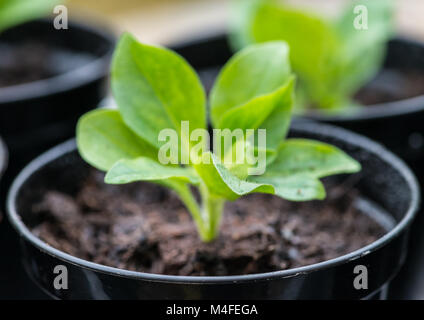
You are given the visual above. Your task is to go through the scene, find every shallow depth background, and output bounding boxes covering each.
[66,0,424,45]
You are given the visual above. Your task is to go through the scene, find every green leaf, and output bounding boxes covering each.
[334,0,394,97]
[248,139,360,201]
[195,151,327,202]
[248,1,340,106]
[211,83,294,174]
[264,139,362,178]
[194,152,273,200]
[111,33,207,154]
[215,78,291,131]
[0,0,63,33]
[105,157,200,185]
[228,0,263,52]
[210,41,294,158]
[247,77,295,151]
[250,174,326,201]
[336,0,394,44]
[76,109,158,171]
[210,41,292,127]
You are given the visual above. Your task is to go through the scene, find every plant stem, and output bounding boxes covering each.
[199,183,225,242]
[174,184,210,240]
[175,183,225,243]
[203,194,225,242]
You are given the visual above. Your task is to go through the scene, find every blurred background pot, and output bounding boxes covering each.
[0,136,7,274]
[0,19,114,179]
[171,34,424,299]
[0,18,114,299]
[6,122,419,299]
[0,137,7,191]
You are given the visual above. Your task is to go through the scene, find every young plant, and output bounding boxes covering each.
[231,0,394,111]
[0,0,63,33]
[77,33,361,242]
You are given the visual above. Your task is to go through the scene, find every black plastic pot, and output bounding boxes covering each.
[0,18,114,300]
[171,34,424,299]
[0,19,115,179]
[7,122,419,300]
[0,136,7,189]
[0,136,8,261]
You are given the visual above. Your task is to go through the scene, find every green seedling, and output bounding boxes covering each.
[231,0,394,111]
[77,33,361,242]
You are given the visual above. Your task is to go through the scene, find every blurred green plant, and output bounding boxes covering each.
[0,0,63,33]
[231,0,394,112]
[77,33,361,242]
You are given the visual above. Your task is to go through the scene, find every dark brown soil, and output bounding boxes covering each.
[29,170,385,276]
[0,41,95,88]
[355,68,424,105]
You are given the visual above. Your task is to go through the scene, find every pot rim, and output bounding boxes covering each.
[0,18,115,104]
[6,122,420,284]
[171,33,424,122]
[0,136,7,179]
